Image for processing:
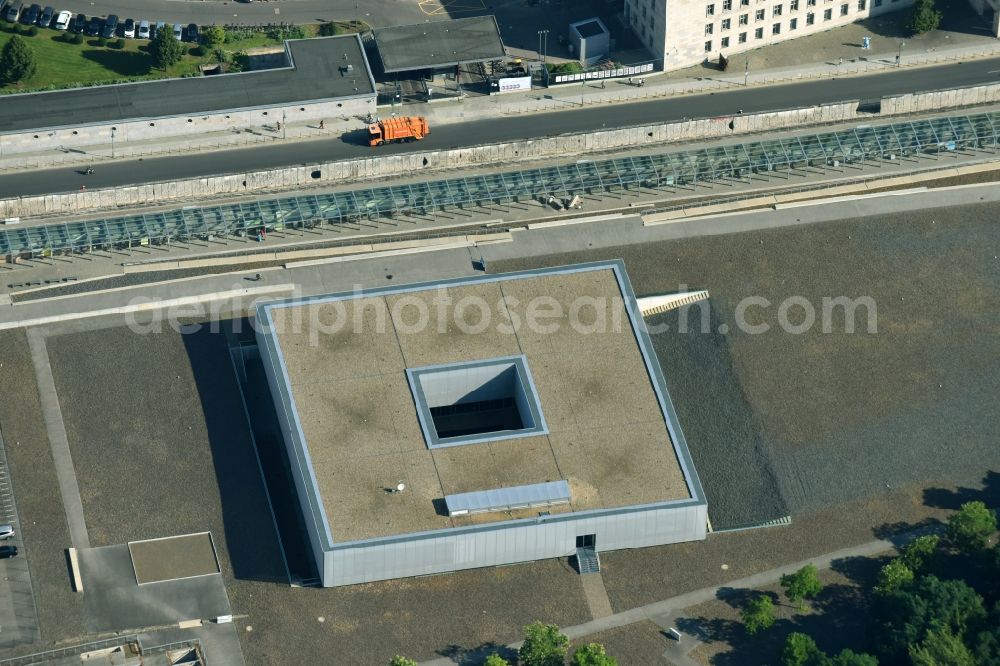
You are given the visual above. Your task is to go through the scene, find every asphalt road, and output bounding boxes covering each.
[6,56,1000,198]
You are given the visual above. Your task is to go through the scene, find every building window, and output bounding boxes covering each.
[721,36,730,46]
[706,22,714,34]
[739,31,748,41]
[707,3,716,15]
[705,39,713,50]
[806,11,815,22]
[808,0,816,6]
[722,17,732,28]
[790,16,798,28]
[740,13,749,23]
[773,4,783,15]
[755,26,764,37]
[841,2,849,13]
[824,8,832,18]
[858,0,866,8]
[874,0,882,5]
[791,0,799,8]
[724,0,733,8]
[772,21,781,32]
[756,8,765,19]
[741,0,750,6]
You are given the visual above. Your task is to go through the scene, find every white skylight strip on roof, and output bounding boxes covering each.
[445,480,571,516]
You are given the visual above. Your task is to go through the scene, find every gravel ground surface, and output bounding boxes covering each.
[493,201,1000,517]
[569,620,677,664]
[646,307,788,529]
[0,331,86,651]
[684,560,884,665]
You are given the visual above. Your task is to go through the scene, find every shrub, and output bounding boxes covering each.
[318,21,336,37]
[223,26,254,43]
[26,25,38,37]
[266,25,304,41]
[947,501,997,552]
[97,36,108,47]
[742,595,775,635]
[114,37,125,49]
[202,24,224,46]
[192,44,208,57]
[71,32,83,44]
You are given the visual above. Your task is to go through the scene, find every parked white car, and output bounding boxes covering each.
[137,19,149,38]
[0,525,15,540]
[53,9,71,29]
[172,22,182,40]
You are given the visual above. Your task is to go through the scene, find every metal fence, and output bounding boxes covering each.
[2,110,998,262]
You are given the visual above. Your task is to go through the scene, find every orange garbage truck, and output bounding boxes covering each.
[367,116,430,147]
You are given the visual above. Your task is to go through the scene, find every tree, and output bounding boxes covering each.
[781,564,824,609]
[869,575,986,660]
[902,534,940,574]
[572,643,617,666]
[149,27,184,70]
[829,650,878,666]
[484,654,510,666]
[0,35,36,85]
[742,594,776,635]
[973,624,1000,666]
[908,627,975,666]
[947,501,997,552]
[782,633,825,666]
[203,24,225,47]
[519,622,569,666]
[875,559,914,593]
[907,0,942,35]
[388,657,417,666]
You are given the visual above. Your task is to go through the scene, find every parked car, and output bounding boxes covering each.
[2,0,22,22]
[69,11,85,32]
[53,9,70,29]
[101,13,117,38]
[153,20,164,38]
[0,525,14,540]
[37,4,53,26]
[85,14,100,35]
[137,19,149,38]
[0,545,17,559]
[20,3,40,25]
[122,17,134,37]
[171,22,182,40]
[184,22,198,43]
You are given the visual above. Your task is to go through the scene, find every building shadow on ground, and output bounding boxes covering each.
[922,471,1000,510]
[80,49,153,77]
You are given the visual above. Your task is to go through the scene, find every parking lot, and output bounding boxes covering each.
[0,436,39,649]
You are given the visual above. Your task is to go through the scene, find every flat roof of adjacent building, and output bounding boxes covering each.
[0,35,375,134]
[260,262,696,543]
[373,16,506,73]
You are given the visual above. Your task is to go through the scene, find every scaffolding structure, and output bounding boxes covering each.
[3,111,998,262]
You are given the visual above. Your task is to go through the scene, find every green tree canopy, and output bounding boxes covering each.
[973,622,1000,666]
[781,564,824,608]
[870,575,986,660]
[0,35,37,85]
[388,657,417,666]
[782,633,825,666]
[829,650,878,666]
[149,27,184,70]
[519,622,569,666]
[742,594,776,635]
[947,501,997,552]
[484,654,510,666]
[907,0,942,35]
[908,627,975,666]
[203,25,225,46]
[902,535,940,574]
[876,559,914,594]
[572,642,618,666]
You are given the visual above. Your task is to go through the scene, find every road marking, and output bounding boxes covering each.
[419,0,486,16]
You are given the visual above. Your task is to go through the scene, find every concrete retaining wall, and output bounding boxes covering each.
[2,83,999,219]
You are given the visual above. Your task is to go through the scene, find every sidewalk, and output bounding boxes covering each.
[3,23,1000,172]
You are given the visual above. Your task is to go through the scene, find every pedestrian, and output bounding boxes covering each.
[255,273,261,281]
[839,57,843,66]
[319,119,325,129]
[628,77,633,86]
[638,78,645,87]
[276,121,282,131]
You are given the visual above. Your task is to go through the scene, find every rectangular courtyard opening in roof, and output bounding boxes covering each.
[407,355,548,449]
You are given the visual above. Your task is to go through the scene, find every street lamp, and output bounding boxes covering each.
[537,29,549,66]
[744,58,749,87]
[897,41,905,67]
[110,126,116,158]
[282,110,287,139]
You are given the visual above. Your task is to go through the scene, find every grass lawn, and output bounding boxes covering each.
[0,21,358,94]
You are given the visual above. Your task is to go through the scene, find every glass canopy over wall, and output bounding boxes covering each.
[3,111,996,260]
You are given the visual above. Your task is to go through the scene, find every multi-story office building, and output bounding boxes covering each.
[624,0,915,71]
